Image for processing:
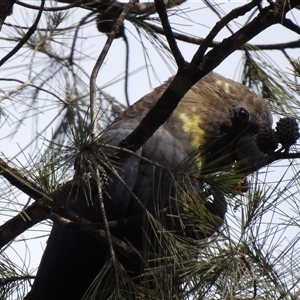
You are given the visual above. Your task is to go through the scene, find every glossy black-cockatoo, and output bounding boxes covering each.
[26,72,272,300]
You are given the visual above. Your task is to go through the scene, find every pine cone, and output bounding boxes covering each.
[275,117,300,148]
[256,128,278,154]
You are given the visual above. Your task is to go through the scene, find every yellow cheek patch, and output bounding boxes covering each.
[178,113,204,169]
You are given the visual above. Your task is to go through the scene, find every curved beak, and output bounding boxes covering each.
[234,133,266,173]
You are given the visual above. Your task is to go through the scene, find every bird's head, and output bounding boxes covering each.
[172,72,273,173]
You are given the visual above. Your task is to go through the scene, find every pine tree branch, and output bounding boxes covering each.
[0,158,49,200]
[144,21,300,51]
[196,0,259,59]
[282,17,300,35]
[154,0,186,68]
[0,201,50,249]
[0,179,80,249]
[0,193,143,268]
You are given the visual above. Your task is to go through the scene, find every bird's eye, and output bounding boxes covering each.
[234,107,250,122]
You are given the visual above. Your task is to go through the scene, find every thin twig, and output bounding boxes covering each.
[99,154,163,243]
[0,0,45,67]
[0,78,68,104]
[281,48,299,76]
[0,80,30,102]
[95,167,120,296]
[196,0,259,61]
[154,0,186,68]
[204,0,235,35]
[90,0,137,138]
[4,20,92,32]
[123,32,130,107]
[89,1,137,291]
[15,0,157,14]
[69,12,96,66]
[15,0,87,11]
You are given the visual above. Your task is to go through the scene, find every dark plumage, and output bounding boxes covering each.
[26,72,272,300]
